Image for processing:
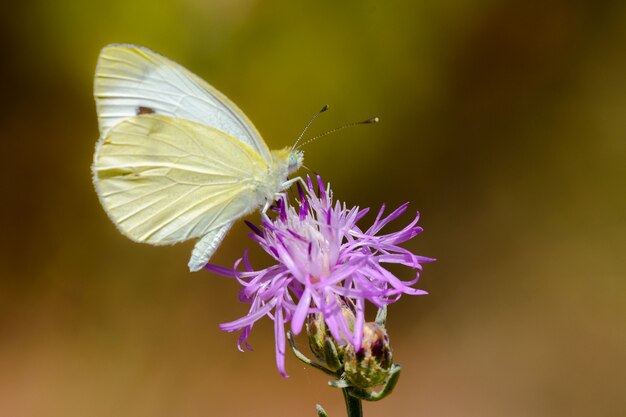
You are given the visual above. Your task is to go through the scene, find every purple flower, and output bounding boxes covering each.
[206,175,434,376]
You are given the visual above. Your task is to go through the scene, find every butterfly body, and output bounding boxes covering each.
[92,44,303,271]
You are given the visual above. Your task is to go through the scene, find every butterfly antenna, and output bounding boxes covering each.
[296,116,379,149]
[292,105,330,151]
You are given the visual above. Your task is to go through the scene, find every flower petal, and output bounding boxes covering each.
[291,287,311,335]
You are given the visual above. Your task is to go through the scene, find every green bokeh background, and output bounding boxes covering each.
[2,1,625,416]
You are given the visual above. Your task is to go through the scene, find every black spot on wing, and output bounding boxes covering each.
[136,106,156,115]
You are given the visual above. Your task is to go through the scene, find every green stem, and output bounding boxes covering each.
[342,388,362,417]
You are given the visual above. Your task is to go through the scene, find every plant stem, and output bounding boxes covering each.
[342,388,362,417]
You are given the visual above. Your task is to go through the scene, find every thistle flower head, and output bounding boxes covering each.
[207,175,434,376]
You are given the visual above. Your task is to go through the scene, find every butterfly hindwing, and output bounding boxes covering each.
[93,114,268,246]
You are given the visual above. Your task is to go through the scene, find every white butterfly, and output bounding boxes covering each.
[92,44,303,272]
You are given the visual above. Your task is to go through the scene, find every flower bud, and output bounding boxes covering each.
[343,322,393,388]
[306,298,356,371]
[306,313,331,361]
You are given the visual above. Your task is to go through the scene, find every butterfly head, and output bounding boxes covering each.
[271,148,304,182]
[270,148,304,184]
[288,149,304,175]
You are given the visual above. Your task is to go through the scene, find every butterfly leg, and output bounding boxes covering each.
[281,176,307,190]
[260,193,289,222]
[274,176,308,207]
[261,200,273,221]
[259,176,306,220]
[261,175,304,213]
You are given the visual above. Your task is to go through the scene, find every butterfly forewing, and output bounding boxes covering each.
[94,114,268,245]
[94,44,271,162]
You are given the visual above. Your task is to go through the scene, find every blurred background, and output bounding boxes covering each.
[1,0,625,416]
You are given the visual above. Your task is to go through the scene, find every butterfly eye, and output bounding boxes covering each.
[288,150,304,175]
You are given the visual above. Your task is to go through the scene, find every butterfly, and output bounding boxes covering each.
[92,44,304,272]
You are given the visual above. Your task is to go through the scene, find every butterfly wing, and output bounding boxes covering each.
[94,44,272,162]
[93,114,268,267]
